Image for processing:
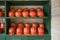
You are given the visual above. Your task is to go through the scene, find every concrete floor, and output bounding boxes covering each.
[51,0,60,40]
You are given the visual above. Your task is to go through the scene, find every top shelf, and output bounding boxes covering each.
[0,1,5,5]
[6,0,49,1]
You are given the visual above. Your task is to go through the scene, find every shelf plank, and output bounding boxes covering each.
[6,34,50,37]
[6,17,48,19]
[6,0,49,1]
[6,34,51,40]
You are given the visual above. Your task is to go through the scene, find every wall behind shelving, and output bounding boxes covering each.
[51,0,60,40]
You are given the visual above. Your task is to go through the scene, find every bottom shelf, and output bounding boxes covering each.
[6,34,51,40]
[0,33,6,36]
[0,35,5,40]
[0,34,51,40]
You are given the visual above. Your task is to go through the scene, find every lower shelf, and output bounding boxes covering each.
[6,34,51,40]
[0,35,5,40]
[0,34,51,40]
